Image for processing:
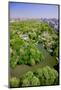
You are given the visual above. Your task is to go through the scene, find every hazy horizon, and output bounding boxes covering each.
[9,2,59,19]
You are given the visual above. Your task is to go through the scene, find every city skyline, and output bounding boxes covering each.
[9,2,59,19]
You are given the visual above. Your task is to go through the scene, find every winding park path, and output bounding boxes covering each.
[10,44,58,78]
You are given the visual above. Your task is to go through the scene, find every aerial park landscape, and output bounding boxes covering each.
[9,2,59,88]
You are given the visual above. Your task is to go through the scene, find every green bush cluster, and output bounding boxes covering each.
[9,77,20,88]
[9,66,58,87]
[17,43,44,66]
[10,36,44,68]
[10,20,58,68]
[34,66,58,85]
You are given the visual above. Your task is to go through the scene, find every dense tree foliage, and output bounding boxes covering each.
[10,77,20,88]
[34,66,58,85]
[10,20,58,68]
[10,66,58,87]
[9,20,59,87]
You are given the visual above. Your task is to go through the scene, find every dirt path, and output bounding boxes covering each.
[10,44,58,78]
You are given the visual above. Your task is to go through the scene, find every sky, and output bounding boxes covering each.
[9,2,59,19]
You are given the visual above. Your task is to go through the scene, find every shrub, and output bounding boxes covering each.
[34,68,43,78]
[17,43,44,66]
[21,71,34,87]
[22,78,30,87]
[10,59,17,68]
[22,71,34,80]
[34,66,58,85]
[28,58,35,66]
[30,76,40,86]
[10,77,20,88]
